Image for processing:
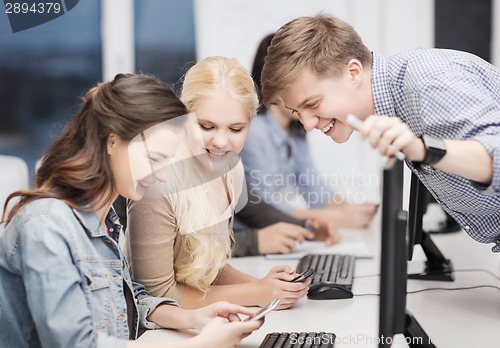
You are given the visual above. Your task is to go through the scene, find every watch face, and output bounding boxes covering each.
[426,136,445,150]
[422,135,446,165]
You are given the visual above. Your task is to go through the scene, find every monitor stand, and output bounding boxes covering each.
[408,231,454,281]
[405,311,436,348]
[428,210,461,234]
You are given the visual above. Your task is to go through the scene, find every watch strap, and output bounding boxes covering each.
[414,135,446,171]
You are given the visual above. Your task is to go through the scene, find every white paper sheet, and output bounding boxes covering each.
[265,238,373,260]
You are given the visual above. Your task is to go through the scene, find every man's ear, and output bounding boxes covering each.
[347,59,363,82]
[107,133,117,155]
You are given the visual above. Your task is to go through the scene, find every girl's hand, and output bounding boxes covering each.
[255,265,310,310]
[305,219,341,245]
[330,203,378,228]
[189,301,256,330]
[257,222,315,254]
[312,204,378,229]
[190,316,263,348]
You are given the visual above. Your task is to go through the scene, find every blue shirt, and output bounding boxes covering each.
[0,198,177,347]
[240,112,333,213]
[372,49,500,252]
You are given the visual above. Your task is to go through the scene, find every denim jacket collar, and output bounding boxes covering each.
[72,206,122,239]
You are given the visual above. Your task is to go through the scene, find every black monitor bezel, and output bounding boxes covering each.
[378,158,407,345]
[407,173,426,260]
[379,163,439,348]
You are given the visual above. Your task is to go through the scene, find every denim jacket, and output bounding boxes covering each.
[0,198,177,348]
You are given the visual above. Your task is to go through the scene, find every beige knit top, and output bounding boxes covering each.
[124,161,245,301]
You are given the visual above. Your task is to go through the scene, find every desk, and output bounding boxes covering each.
[138,227,500,347]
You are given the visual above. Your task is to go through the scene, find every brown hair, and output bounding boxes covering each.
[261,14,372,107]
[251,33,307,139]
[251,33,275,114]
[2,73,187,225]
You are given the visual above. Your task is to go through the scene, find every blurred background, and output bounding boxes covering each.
[0,0,496,201]
[0,0,196,183]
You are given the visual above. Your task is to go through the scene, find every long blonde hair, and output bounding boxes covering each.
[170,57,258,292]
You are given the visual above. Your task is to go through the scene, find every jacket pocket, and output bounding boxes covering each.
[82,267,114,332]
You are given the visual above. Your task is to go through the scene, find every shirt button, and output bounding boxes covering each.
[117,314,126,321]
[109,228,114,232]
[464,225,470,231]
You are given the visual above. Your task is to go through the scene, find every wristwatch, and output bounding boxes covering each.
[414,135,447,169]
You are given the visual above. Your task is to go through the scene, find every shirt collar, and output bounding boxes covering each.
[263,112,289,147]
[371,52,396,117]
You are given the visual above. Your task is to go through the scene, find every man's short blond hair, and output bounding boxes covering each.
[261,14,371,107]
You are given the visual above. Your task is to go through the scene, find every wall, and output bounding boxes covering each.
[102,0,134,81]
[493,0,500,66]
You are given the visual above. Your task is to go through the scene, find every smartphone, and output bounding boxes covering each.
[246,298,280,321]
[304,224,316,233]
[291,268,314,283]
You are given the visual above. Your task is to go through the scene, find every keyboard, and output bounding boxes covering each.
[259,332,336,348]
[296,254,355,300]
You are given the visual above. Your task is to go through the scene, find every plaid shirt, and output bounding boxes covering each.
[372,49,500,252]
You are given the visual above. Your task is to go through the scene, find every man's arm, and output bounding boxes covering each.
[360,116,496,186]
[436,139,494,185]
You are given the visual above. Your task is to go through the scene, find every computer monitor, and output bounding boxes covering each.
[378,159,435,348]
[378,158,407,346]
[407,173,454,281]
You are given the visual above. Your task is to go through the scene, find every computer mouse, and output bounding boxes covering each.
[307,283,354,300]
